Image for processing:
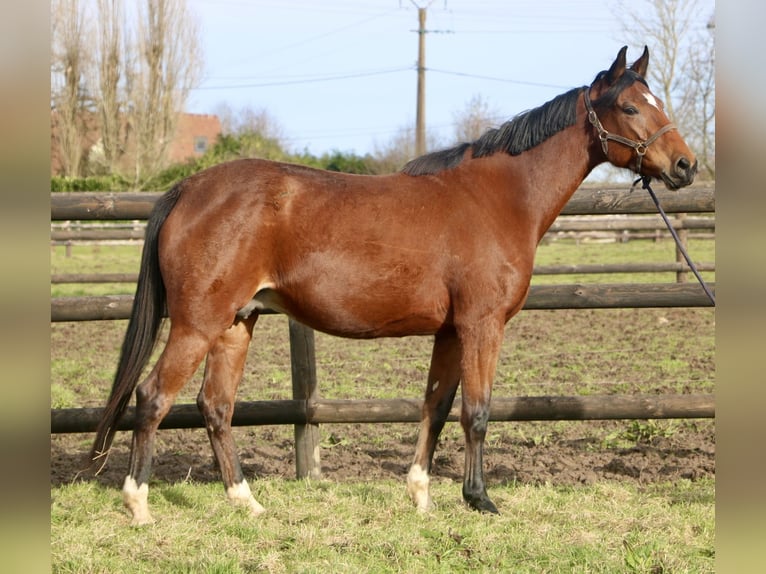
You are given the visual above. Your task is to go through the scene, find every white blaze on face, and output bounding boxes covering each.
[643,92,661,110]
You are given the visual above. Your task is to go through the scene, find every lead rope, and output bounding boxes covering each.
[634,175,716,306]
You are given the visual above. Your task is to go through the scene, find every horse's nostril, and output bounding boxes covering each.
[677,156,691,172]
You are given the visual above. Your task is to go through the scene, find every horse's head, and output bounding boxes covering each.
[586,46,697,189]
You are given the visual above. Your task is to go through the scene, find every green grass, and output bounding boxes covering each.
[51,478,714,573]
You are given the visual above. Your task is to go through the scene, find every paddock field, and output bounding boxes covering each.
[51,238,715,573]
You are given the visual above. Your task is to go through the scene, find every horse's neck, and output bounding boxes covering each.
[500,122,598,240]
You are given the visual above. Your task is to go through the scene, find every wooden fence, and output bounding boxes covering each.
[50,185,715,220]
[50,185,716,479]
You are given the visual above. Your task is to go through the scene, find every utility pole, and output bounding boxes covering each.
[409,1,448,157]
[415,5,427,157]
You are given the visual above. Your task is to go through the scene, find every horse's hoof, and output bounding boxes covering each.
[464,491,500,514]
[478,500,500,514]
[472,499,499,514]
[129,512,156,527]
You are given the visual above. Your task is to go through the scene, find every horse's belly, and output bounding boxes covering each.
[238,286,448,339]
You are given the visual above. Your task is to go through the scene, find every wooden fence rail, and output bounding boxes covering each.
[50,185,716,479]
[50,185,715,220]
[51,394,715,434]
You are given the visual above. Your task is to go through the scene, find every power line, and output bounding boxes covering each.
[200,4,400,80]
[193,66,412,90]
[249,8,399,62]
[427,68,572,90]
[193,64,573,93]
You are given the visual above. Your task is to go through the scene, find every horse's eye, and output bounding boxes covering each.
[623,106,639,116]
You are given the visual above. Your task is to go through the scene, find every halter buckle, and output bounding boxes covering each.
[598,133,609,155]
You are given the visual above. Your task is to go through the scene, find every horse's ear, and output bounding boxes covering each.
[605,46,628,84]
[630,46,650,78]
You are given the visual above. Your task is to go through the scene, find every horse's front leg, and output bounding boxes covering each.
[407,327,461,512]
[457,317,505,514]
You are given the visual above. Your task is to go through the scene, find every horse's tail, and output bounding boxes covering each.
[87,184,183,470]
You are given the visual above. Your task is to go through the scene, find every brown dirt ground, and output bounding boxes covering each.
[51,308,715,490]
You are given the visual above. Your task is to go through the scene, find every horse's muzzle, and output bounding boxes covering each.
[662,156,697,190]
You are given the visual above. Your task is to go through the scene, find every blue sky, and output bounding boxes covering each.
[186,0,714,157]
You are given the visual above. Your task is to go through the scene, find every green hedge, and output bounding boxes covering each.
[51,133,388,192]
[51,174,133,192]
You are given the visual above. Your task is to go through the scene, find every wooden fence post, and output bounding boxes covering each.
[288,319,322,479]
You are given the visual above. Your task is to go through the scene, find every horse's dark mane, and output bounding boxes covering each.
[402,69,647,176]
[402,86,584,176]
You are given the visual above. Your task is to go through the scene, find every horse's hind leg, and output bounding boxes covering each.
[197,315,265,517]
[407,328,461,512]
[124,324,211,525]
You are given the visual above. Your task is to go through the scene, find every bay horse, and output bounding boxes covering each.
[89,46,697,525]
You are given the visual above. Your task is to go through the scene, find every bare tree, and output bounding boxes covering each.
[614,0,691,121]
[51,0,91,177]
[89,0,127,174]
[613,0,715,179]
[128,0,203,183]
[51,0,203,181]
[451,94,501,143]
[676,16,715,177]
[214,102,287,142]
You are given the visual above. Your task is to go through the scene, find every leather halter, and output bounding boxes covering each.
[583,87,677,175]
